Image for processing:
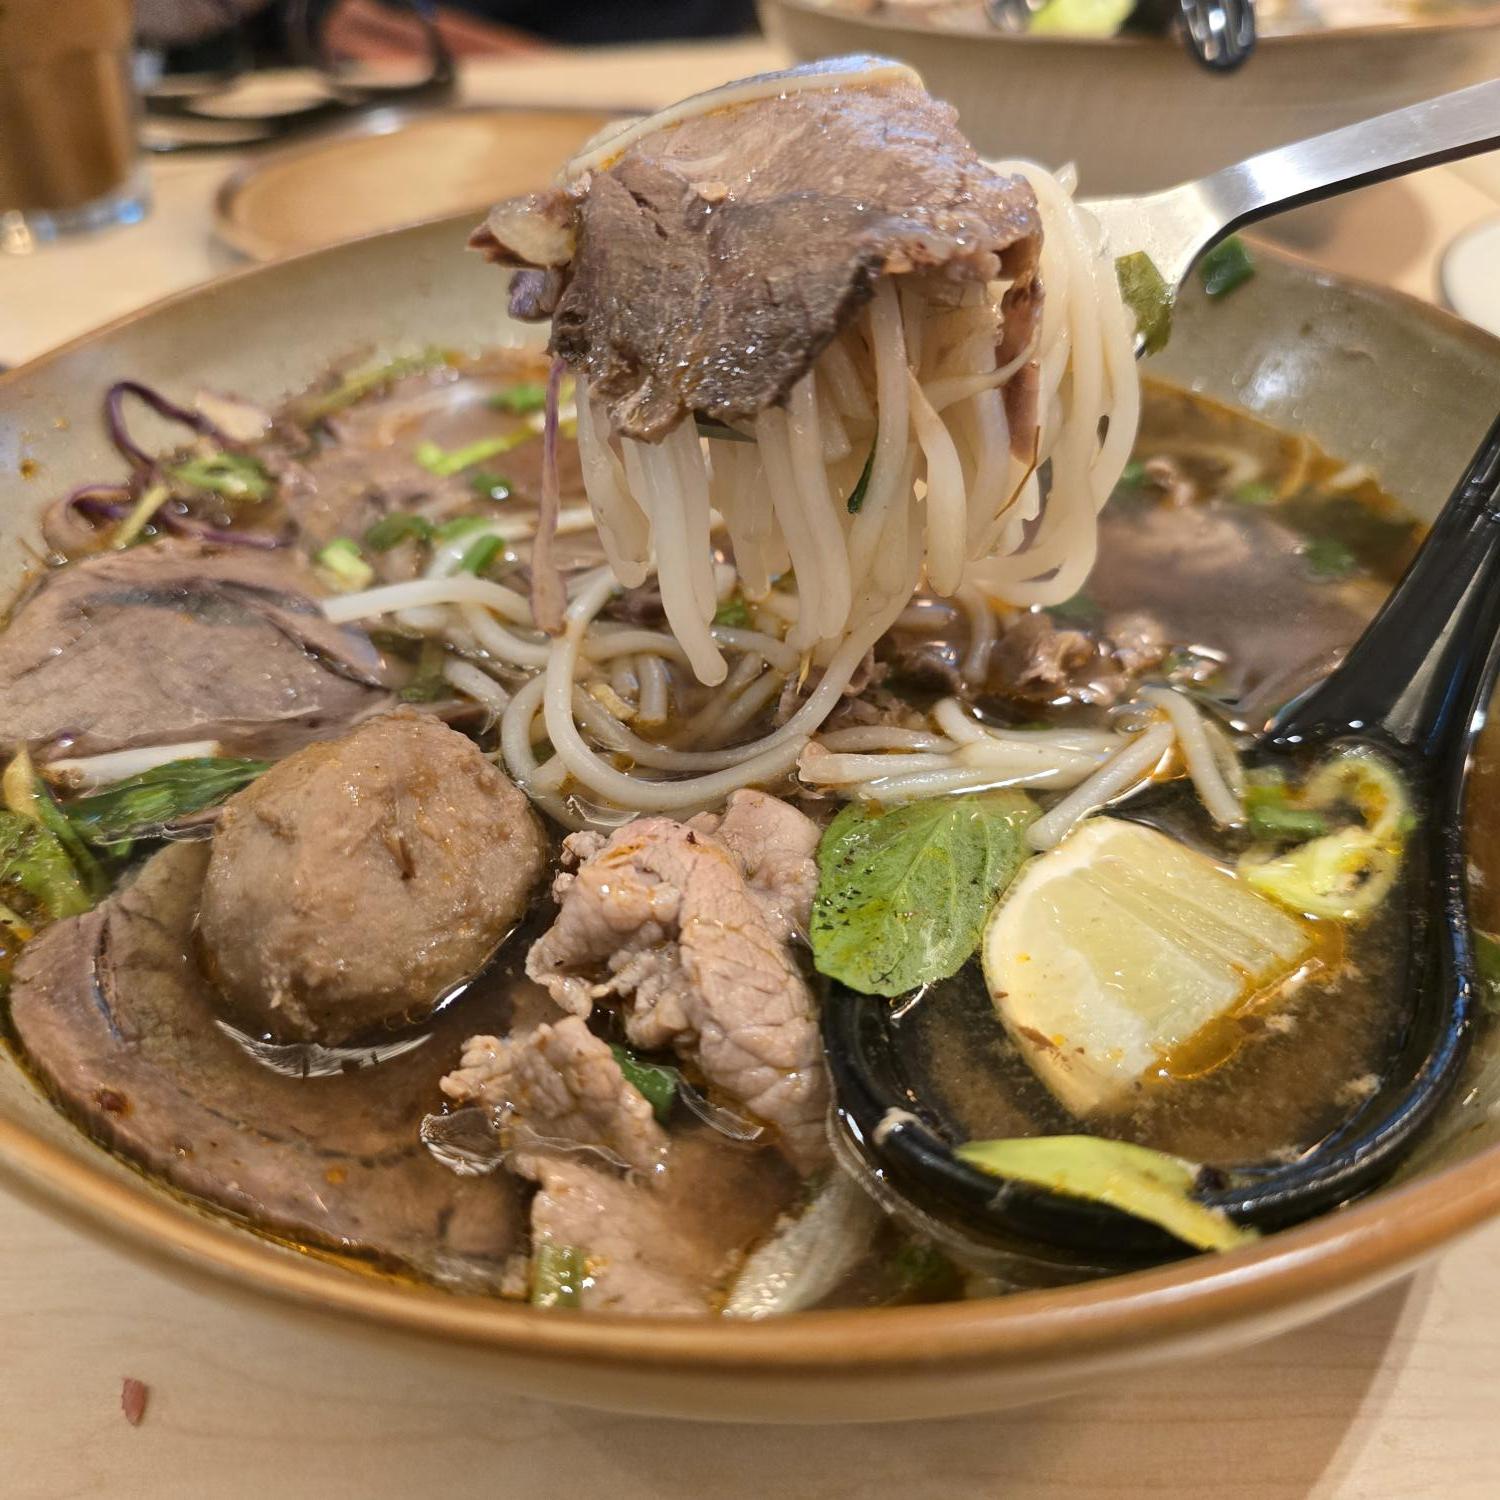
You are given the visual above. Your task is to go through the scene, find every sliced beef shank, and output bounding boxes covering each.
[9,842,522,1281]
[0,539,390,760]
[473,61,1042,442]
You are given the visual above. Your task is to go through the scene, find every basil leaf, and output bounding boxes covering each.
[65,757,270,849]
[1114,251,1173,356]
[610,1044,681,1123]
[812,790,1037,997]
[957,1136,1256,1252]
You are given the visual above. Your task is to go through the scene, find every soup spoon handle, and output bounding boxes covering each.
[1085,79,1500,296]
[1267,410,1500,757]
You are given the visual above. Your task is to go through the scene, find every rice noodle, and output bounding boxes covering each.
[1140,687,1243,827]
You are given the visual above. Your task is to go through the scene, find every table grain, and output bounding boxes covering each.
[3,37,1500,1499]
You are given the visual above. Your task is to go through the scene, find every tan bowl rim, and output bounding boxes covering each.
[3,222,1500,1378]
[769,0,1500,48]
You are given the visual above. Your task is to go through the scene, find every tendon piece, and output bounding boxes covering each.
[200,711,546,1046]
[475,62,1041,442]
[0,540,391,760]
[526,792,829,1172]
[9,842,524,1282]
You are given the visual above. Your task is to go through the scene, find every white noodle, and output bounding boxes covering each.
[1026,721,1175,850]
[443,658,512,713]
[1140,687,1243,826]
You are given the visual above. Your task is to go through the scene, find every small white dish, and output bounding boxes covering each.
[1441,217,1500,339]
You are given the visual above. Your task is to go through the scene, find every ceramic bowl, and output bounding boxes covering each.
[759,0,1500,194]
[2,219,1500,1422]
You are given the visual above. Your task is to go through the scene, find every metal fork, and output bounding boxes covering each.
[1085,79,1500,309]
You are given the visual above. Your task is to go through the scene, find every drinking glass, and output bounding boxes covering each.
[0,0,150,253]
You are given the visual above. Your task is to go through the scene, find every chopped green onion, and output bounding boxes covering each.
[1115,251,1173,356]
[64,757,269,852]
[712,595,752,629]
[1232,481,1277,506]
[313,538,374,593]
[457,534,504,576]
[469,469,512,502]
[398,639,452,703]
[488,382,548,415]
[845,443,876,514]
[1244,774,1329,842]
[530,1243,587,1309]
[111,480,171,549]
[294,348,449,425]
[0,810,92,926]
[1119,460,1147,488]
[610,1044,681,1124]
[3,749,109,901]
[364,513,434,552]
[1200,236,1256,299]
[1301,536,1357,578]
[1049,591,1102,625]
[433,514,493,542]
[415,432,532,478]
[166,451,273,503]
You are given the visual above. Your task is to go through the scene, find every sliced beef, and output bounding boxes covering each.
[526,791,829,1172]
[441,1016,668,1172]
[9,841,522,1282]
[199,711,546,1045]
[474,63,1041,441]
[521,1132,797,1316]
[0,539,390,760]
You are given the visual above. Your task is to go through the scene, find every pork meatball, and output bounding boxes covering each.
[199,710,545,1044]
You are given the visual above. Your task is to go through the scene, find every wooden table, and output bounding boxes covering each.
[3,38,1500,1499]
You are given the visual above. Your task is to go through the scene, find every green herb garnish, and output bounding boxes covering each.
[0,811,92,927]
[1301,536,1357,578]
[1474,930,1500,1016]
[1049,592,1102,626]
[1244,776,1329,842]
[845,443,877,514]
[469,469,512,502]
[530,1243,587,1309]
[433,515,493,542]
[1232,481,1277,506]
[1119,460,1147,488]
[610,1044,681,1124]
[4,749,108,900]
[811,790,1036,997]
[294,348,449,425]
[457,534,504,576]
[957,1137,1256,1252]
[1200,236,1256,299]
[364,513,435,552]
[313,537,373,593]
[489,382,547,415]
[712,595,752,629]
[415,432,532,478]
[1115,251,1173,356]
[64,757,270,852]
[167,451,273,503]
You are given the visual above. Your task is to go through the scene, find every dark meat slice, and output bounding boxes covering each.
[199,711,546,1046]
[475,63,1041,441]
[521,1132,797,1316]
[441,1015,668,1172]
[526,791,829,1172]
[0,539,390,760]
[9,842,522,1281]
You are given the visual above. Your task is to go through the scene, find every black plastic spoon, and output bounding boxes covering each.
[824,409,1500,1263]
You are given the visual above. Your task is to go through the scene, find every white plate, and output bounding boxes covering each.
[1440,217,1500,339]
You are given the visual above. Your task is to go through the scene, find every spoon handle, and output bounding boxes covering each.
[1268,410,1500,757]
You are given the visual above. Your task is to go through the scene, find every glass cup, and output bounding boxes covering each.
[0,0,151,252]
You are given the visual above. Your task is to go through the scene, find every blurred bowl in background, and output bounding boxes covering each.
[213,104,619,262]
[758,0,1500,195]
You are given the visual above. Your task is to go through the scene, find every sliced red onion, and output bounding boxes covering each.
[106,380,231,473]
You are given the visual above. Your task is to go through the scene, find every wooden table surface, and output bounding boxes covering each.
[3,37,1500,1499]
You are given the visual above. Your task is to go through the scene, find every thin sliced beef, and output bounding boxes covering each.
[526,791,829,1172]
[474,63,1041,441]
[9,842,522,1283]
[521,1133,797,1316]
[441,1016,668,1172]
[200,711,546,1045]
[0,540,389,760]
